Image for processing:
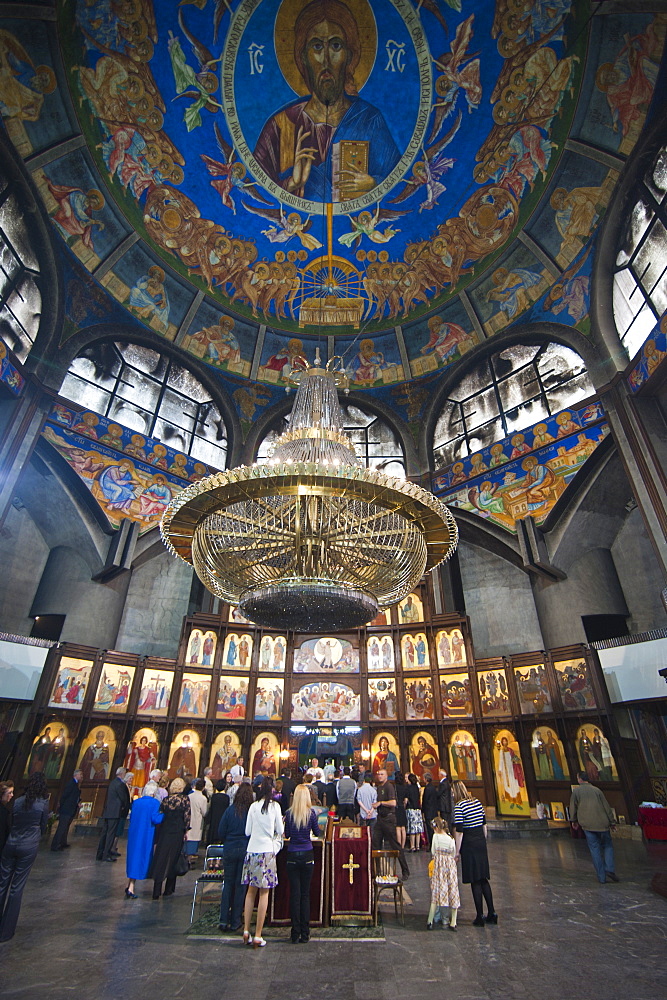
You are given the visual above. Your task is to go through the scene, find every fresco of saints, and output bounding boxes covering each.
[46,180,105,251]
[80,729,111,783]
[372,735,399,777]
[168,732,197,779]
[496,735,526,810]
[253,0,400,202]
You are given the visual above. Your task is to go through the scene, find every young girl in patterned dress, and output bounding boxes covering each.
[427,817,460,930]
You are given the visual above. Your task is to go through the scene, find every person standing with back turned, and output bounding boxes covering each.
[569,772,619,884]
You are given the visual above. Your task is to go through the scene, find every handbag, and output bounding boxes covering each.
[174,851,189,877]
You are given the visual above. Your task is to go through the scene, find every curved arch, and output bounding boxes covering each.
[243,387,418,474]
[52,324,243,467]
[592,101,667,373]
[423,321,601,470]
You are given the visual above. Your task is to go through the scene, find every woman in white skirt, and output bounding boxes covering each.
[427,817,460,930]
[242,777,284,948]
[405,773,425,851]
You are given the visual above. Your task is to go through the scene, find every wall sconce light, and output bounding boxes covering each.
[360,748,371,760]
[279,747,290,760]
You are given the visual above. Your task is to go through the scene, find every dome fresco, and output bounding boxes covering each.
[0,1,664,392]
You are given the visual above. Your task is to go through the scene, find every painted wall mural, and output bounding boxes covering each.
[492,729,530,816]
[250,732,279,777]
[397,592,423,624]
[210,730,242,779]
[371,732,400,777]
[136,668,174,717]
[576,724,617,781]
[77,724,116,782]
[433,403,610,534]
[631,710,667,777]
[26,722,70,779]
[177,673,211,719]
[222,632,254,669]
[291,679,361,722]
[628,317,667,393]
[440,672,472,718]
[513,664,553,715]
[47,656,93,710]
[93,663,135,713]
[531,726,568,781]
[400,632,429,670]
[259,635,287,672]
[449,729,481,782]
[366,634,394,672]
[186,629,218,667]
[477,668,510,717]
[255,678,284,721]
[404,676,433,719]
[0,343,25,397]
[216,675,248,720]
[553,657,597,711]
[368,676,397,721]
[435,628,466,667]
[0,3,663,396]
[167,729,201,780]
[293,636,358,673]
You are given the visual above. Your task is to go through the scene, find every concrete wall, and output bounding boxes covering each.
[0,503,49,634]
[115,547,193,658]
[458,541,544,658]
[611,507,666,633]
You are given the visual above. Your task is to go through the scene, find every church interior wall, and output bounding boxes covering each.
[114,549,194,659]
[0,503,49,636]
[610,508,666,634]
[457,541,544,657]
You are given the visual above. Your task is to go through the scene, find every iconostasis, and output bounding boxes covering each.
[16,590,630,821]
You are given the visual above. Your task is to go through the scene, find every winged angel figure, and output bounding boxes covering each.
[338,203,407,248]
[242,202,323,251]
[201,122,270,214]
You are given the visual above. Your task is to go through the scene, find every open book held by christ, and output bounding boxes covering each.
[332,141,370,202]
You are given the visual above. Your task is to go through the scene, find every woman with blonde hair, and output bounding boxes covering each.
[150,777,191,900]
[451,780,497,927]
[242,777,284,948]
[284,783,322,944]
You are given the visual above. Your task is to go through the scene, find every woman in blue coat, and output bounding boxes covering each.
[124,780,163,899]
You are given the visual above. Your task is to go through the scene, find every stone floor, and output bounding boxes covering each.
[2,833,666,1000]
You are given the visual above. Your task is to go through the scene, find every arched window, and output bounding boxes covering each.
[613,143,667,359]
[432,341,593,469]
[60,341,228,468]
[257,401,405,476]
[0,169,42,362]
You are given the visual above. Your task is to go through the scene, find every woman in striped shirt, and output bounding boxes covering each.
[452,780,498,927]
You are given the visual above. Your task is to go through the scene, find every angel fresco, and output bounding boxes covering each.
[388,116,459,213]
[242,203,322,252]
[201,122,271,214]
[168,10,222,132]
[0,30,56,123]
[338,203,405,248]
[429,14,482,143]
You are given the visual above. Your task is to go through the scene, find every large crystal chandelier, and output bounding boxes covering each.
[161,353,458,631]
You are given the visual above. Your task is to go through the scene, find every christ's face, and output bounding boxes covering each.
[303,20,350,104]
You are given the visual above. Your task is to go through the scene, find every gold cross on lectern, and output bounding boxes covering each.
[342,852,360,884]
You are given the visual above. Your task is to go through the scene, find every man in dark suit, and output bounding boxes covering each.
[279,769,296,814]
[96,767,130,862]
[421,775,439,846]
[51,769,83,852]
[436,769,453,826]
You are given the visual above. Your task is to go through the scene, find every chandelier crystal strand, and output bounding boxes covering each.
[161,355,458,632]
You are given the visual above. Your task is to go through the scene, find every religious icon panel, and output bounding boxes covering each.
[293,636,358,672]
[136,668,174,717]
[576,724,617,781]
[222,632,253,669]
[368,676,397,721]
[124,728,158,796]
[401,633,430,670]
[553,657,597,710]
[258,634,287,672]
[367,608,391,628]
[167,729,201,780]
[48,656,94,710]
[492,729,530,817]
[255,677,284,721]
[177,673,211,719]
[404,676,434,719]
[25,722,69,779]
[371,733,400,777]
[410,731,440,781]
[93,663,135,713]
[291,679,361,722]
[477,668,511,716]
[185,628,217,666]
[366,634,394,672]
[435,628,467,667]
[449,729,481,782]
[514,663,553,714]
[531,726,568,781]
[440,672,473,718]
[210,730,242,780]
[216,675,248,720]
[77,725,116,783]
[229,605,252,625]
[250,732,279,778]
[398,593,424,624]
[631,709,667,776]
